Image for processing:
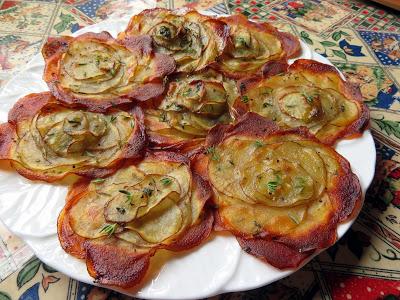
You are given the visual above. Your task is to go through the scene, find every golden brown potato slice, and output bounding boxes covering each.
[235,59,369,145]
[144,68,238,150]
[58,151,213,288]
[210,14,300,79]
[119,8,229,73]
[194,113,362,269]
[0,92,146,182]
[42,32,175,111]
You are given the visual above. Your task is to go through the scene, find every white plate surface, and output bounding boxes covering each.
[0,14,375,300]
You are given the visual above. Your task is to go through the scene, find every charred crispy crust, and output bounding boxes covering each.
[237,237,315,269]
[42,32,175,112]
[235,59,370,145]
[0,92,147,182]
[211,14,299,79]
[58,151,213,287]
[200,113,362,269]
[85,238,152,288]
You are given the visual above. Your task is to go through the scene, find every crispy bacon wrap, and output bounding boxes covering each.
[0,92,146,182]
[193,113,362,269]
[119,8,229,73]
[144,68,238,150]
[42,32,175,112]
[210,14,300,79]
[57,151,213,288]
[236,59,370,145]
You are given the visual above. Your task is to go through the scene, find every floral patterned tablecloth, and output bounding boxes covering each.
[0,0,399,299]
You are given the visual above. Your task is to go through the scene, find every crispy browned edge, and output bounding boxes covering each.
[58,150,213,288]
[234,59,370,145]
[0,92,147,182]
[210,14,300,79]
[192,112,362,269]
[120,8,229,73]
[42,32,175,112]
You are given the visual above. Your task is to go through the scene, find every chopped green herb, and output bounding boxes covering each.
[67,120,81,125]
[130,120,134,128]
[99,223,117,236]
[92,178,105,184]
[302,92,314,104]
[110,115,117,122]
[110,68,116,76]
[116,207,126,215]
[288,213,300,225]
[254,140,264,148]
[159,25,171,38]
[241,95,249,103]
[205,146,220,161]
[266,174,282,193]
[143,187,153,197]
[263,102,272,108]
[159,112,167,122]
[119,189,133,203]
[228,160,235,166]
[160,177,172,186]
[182,88,192,97]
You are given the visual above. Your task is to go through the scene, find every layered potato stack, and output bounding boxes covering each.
[0,8,369,288]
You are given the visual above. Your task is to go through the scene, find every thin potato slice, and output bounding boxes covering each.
[120,8,229,73]
[57,151,213,288]
[42,32,175,111]
[0,92,146,182]
[197,113,362,269]
[145,68,238,150]
[210,14,300,79]
[236,59,369,145]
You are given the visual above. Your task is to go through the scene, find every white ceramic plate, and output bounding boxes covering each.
[0,14,376,300]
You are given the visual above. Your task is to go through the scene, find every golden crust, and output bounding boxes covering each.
[236,59,370,145]
[210,14,300,79]
[42,32,175,112]
[57,151,213,288]
[0,92,146,182]
[144,68,238,151]
[120,8,229,73]
[195,112,362,269]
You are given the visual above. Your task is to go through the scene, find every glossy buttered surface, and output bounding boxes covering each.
[0,12,375,300]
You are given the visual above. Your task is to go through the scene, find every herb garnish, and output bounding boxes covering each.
[205,146,220,161]
[92,178,105,184]
[266,174,282,193]
[160,177,172,186]
[116,207,126,215]
[142,187,153,197]
[110,115,117,122]
[241,95,249,103]
[254,140,264,148]
[302,92,314,104]
[99,223,117,236]
[119,189,133,203]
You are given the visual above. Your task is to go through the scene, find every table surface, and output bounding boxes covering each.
[0,0,399,299]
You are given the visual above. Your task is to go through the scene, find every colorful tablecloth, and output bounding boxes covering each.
[0,0,399,299]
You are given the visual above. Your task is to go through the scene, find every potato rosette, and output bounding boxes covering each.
[236,59,369,145]
[42,32,175,111]
[211,14,300,79]
[120,8,229,73]
[58,152,213,287]
[145,69,238,149]
[193,113,361,269]
[0,92,146,182]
